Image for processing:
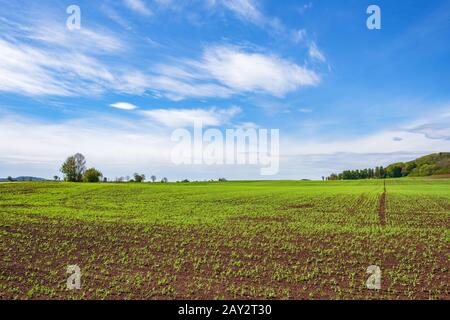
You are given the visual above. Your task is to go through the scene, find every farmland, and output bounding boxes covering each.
[0,179,449,300]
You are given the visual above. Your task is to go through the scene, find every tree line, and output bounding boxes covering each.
[59,153,168,183]
[327,153,450,180]
[327,166,390,180]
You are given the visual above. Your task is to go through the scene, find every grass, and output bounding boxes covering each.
[0,179,448,299]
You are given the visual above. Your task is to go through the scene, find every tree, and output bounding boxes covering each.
[83,168,103,183]
[134,173,146,183]
[60,156,77,181]
[60,153,86,182]
[151,175,157,183]
[386,163,403,178]
[328,173,339,180]
[6,176,13,182]
[53,175,60,181]
[161,177,168,183]
[73,153,86,181]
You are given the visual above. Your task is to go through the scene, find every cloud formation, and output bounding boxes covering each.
[150,45,320,99]
[123,0,153,16]
[221,0,262,24]
[110,102,139,110]
[0,15,320,101]
[141,106,241,127]
[1,110,449,180]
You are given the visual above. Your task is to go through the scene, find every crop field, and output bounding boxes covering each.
[0,179,449,300]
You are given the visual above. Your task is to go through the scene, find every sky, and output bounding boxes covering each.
[1,0,450,181]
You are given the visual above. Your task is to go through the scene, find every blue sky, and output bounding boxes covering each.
[1,0,450,180]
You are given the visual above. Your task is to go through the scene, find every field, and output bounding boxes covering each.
[0,179,449,300]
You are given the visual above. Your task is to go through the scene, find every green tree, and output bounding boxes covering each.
[134,173,146,183]
[83,168,103,182]
[60,153,86,182]
[386,163,404,178]
[60,156,77,181]
[328,173,339,180]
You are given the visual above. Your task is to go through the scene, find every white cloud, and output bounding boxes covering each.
[116,45,321,100]
[283,129,450,156]
[110,102,139,110]
[0,114,171,171]
[123,0,153,16]
[0,14,320,101]
[0,17,129,97]
[1,110,450,180]
[234,121,259,129]
[221,0,262,24]
[149,45,320,99]
[293,29,307,43]
[298,2,313,14]
[308,42,326,62]
[201,45,320,96]
[141,106,241,127]
[101,5,134,30]
[299,108,313,113]
[28,24,125,53]
[0,16,320,100]
[0,38,115,96]
[404,112,450,140]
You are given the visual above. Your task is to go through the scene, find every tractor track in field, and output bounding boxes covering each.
[378,180,386,226]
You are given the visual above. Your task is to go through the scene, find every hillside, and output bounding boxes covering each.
[386,152,450,177]
[328,152,450,180]
[0,176,46,182]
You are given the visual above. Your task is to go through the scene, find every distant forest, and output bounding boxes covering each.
[327,152,450,180]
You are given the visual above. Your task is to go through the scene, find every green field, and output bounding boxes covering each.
[0,179,449,299]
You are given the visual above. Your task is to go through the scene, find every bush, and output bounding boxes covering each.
[134,173,145,183]
[83,168,103,183]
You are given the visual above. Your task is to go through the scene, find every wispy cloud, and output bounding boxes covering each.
[1,110,449,180]
[404,111,450,140]
[141,106,241,127]
[308,41,326,62]
[221,0,262,24]
[297,2,313,15]
[123,0,153,16]
[0,38,114,96]
[101,5,134,31]
[0,12,320,101]
[293,29,307,43]
[0,16,127,96]
[151,45,320,99]
[28,23,125,53]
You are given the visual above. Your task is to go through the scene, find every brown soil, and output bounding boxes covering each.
[1,215,448,300]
